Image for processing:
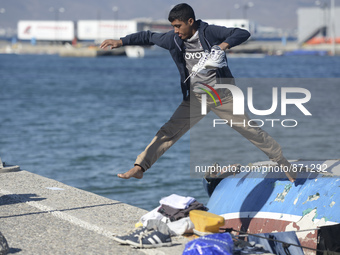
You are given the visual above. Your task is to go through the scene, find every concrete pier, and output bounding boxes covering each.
[0,170,188,254]
[0,158,20,173]
[0,43,126,57]
[1,40,340,56]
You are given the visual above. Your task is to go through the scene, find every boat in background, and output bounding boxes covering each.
[125,45,169,58]
[205,159,340,254]
[125,46,145,58]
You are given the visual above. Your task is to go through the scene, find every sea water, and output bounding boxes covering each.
[0,53,339,210]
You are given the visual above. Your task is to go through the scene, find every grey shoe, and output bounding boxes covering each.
[125,229,172,248]
[113,227,148,244]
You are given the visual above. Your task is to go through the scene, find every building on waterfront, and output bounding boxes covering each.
[298,6,340,45]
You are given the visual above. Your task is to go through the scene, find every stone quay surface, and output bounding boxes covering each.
[0,170,188,255]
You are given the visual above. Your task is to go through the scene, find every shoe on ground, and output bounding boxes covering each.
[113,227,147,244]
[125,229,172,248]
[204,45,228,69]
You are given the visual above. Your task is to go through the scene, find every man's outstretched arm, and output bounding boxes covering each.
[101,30,173,51]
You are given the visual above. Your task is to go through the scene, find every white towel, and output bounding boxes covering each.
[159,194,196,209]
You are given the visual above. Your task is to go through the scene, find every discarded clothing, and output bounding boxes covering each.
[167,217,195,236]
[158,201,208,222]
[146,219,172,235]
[146,217,194,236]
[317,224,340,255]
[247,231,304,255]
[159,194,195,209]
[140,205,169,226]
[140,194,207,230]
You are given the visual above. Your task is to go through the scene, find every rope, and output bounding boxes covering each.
[221,227,325,253]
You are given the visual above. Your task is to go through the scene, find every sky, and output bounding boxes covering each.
[0,0,337,31]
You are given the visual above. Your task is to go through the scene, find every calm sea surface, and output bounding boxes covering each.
[1,52,339,210]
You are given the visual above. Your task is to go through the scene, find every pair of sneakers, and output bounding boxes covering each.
[113,227,172,248]
[185,45,228,83]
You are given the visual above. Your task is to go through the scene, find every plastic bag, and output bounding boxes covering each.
[182,232,233,255]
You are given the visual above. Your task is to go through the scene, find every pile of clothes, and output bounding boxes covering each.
[113,194,208,248]
[140,194,208,227]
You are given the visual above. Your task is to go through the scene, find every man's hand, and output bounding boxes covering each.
[218,42,230,51]
[100,39,123,49]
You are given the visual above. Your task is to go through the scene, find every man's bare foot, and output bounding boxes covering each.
[284,171,296,183]
[117,165,144,179]
[278,158,296,183]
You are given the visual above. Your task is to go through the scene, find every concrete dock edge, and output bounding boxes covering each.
[0,170,188,254]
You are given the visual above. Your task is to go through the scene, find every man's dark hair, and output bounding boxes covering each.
[168,3,196,23]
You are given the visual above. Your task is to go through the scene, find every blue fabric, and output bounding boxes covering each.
[247,231,304,255]
[182,232,233,255]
